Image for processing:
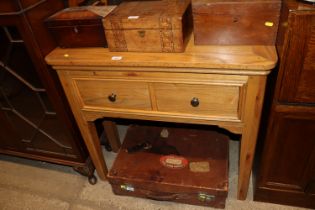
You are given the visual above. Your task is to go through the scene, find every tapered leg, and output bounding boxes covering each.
[86,121,108,180]
[238,76,267,200]
[72,121,108,180]
[102,120,121,152]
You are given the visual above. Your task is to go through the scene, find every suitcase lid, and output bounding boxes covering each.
[103,0,190,30]
[108,125,229,196]
[45,6,116,27]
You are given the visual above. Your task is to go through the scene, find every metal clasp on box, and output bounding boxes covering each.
[198,192,215,202]
[120,184,135,192]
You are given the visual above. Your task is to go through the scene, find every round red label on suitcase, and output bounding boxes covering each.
[160,155,188,169]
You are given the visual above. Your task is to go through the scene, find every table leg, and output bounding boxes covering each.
[57,71,108,180]
[102,120,121,152]
[237,75,267,200]
[86,121,108,180]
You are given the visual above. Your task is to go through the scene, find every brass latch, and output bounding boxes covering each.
[198,192,215,202]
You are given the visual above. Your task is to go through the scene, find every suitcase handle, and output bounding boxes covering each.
[145,192,179,201]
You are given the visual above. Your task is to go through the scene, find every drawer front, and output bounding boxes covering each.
[74,79,151,110]
[153,83,243,120]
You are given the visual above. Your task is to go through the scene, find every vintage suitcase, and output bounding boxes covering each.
[103,0,192,52]
[192,0,281,45]
[108,125,229,208]
[45,6,116,48]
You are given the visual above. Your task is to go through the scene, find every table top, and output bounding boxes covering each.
[45,36,277,74]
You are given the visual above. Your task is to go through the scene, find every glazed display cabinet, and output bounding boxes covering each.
[0,0,95,183]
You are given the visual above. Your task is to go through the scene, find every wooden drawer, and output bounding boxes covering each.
[153,83,243,120]
[70,71,247,122]
[74,79,152,110]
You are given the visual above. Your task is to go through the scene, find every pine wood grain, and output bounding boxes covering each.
[238,75,267,200]
[74,79,151,110]
[45,37,277,72]
[152,83,242,119]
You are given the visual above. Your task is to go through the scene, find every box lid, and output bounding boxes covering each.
[103,0,190,30]
[192,0,281,15]
[108,125,229,196]
[45,6,116,27]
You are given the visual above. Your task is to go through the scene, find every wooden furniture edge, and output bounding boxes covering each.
[238,75,267,200]
[45,40,277,72]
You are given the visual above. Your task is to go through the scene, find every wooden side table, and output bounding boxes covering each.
[45,38,277,200]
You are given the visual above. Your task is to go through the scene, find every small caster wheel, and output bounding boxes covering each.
[88,175,97,185]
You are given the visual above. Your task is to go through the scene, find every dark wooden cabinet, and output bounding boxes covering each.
[277,7,315,104]
[254,0,315,208]
[0,0,95,181]
[259,107,315,190]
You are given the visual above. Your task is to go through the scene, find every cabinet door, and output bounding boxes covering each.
[0,1,19,13]
[278,12,315,104]
[304,152,315,195]
[258,107,315,193]
[0,110,22,150]
[0,26,82,161]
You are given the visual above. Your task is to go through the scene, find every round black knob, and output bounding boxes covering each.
[108,93,116,102]
[190,97,199,107]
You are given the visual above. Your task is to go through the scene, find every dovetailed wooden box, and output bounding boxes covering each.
[45,6,116,48]
[192,0,281,45]
[103,0,192,52]
[108,125,229,208]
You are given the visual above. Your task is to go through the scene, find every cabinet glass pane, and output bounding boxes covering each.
[0,26,75,158]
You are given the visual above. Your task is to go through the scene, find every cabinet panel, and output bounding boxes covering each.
[0,111,21,150]
[278,12,315,104]
[260,109,315,192]
[306,180,315,195]
[0,26,81,160]
[19,0,43,9]
[255,105,315,209]
[0,1,19,13]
